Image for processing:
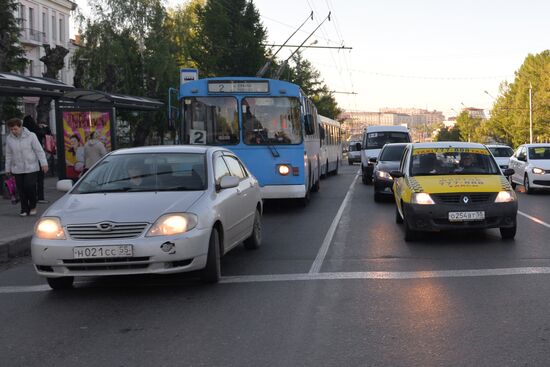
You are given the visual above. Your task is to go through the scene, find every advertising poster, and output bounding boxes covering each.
[63,111,112,179]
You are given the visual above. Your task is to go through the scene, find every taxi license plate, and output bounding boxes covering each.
[73,245,133,259]
[448,211,485,222]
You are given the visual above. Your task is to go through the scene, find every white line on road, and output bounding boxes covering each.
[518,210,550,229]
[309,173,359,274]
[4,267,550,294]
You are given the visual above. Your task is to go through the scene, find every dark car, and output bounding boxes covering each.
[373,143,408,201]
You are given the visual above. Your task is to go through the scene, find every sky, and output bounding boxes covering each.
[74,0,550,118]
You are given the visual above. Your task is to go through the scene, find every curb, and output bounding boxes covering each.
[0,233,33,262]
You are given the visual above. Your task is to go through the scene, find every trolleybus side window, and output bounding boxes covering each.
[183,97,239,145]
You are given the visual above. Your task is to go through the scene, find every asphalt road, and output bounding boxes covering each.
[2,164,550,367]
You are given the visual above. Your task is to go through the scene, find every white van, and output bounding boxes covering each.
[361,125,411,184]
[347,140,362,165]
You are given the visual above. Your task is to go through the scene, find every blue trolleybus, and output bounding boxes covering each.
[177,77,322,203]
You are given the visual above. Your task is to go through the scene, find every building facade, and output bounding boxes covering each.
[16,0,77,117]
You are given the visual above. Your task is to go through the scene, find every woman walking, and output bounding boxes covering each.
[5,118,49,216]
[83,130,107,172]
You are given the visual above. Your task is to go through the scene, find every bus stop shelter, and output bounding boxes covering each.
[0,73,163,181]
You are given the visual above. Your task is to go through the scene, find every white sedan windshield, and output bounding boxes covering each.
[74,153,207,193]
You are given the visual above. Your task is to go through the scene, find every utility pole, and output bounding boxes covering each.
[529,82,533,143]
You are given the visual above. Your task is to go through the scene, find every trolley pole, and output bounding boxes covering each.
[529,82,533,143]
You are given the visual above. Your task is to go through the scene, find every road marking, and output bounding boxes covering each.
[309,173,359,274]
[223,267,550,283]
[518,210,550,229]
[4,267,550,293]
[0,285,51,294]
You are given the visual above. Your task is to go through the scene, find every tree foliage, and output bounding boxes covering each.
[0,0,26,73]
[488,50,550,146]
[189,0,267,76]
[435,125,461,142]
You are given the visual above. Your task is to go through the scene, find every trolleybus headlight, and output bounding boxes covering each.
[495,191,516,203]
[278,164,291,176]
[411,192,435,205]
[532,167,544,174]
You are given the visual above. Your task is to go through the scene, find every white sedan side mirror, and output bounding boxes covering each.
[219,176,239,190]
[57,179,74,192]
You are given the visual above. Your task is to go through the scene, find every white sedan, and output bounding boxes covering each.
[509,144,550,194]
[32,146,263,289]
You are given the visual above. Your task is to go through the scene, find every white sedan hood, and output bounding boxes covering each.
[530,159,550,170]
[45,191,205,225]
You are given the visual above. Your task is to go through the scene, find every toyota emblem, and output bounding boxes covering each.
[97,222,114,232]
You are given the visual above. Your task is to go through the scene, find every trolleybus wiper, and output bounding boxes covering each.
[255,129,280,158]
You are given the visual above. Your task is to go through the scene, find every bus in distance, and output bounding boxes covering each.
[319,115,343,176]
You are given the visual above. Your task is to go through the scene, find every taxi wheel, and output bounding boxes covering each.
[201,228,221,283]
[500,225,516,240]
[47,277,74,290]
[395,205,403,224]
[524,174,534,194]
[403,211,418,241]
[244,210,262,250]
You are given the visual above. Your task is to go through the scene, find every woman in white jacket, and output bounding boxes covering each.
[5,118,49,216]
[83,130,107,172]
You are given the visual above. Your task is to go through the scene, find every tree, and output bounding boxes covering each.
[166,0,203,69]
[435,125,461,141]
[190,0,267,76]
[454,111,481,142]
[0,0,26,73]
[0,0,27,122]
[488,50,550,146]
[74,0,177,145]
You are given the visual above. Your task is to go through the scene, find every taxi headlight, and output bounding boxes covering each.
[411,192,435,205]
[376,170,392,180]
[532,167,544,174]
[495,191,516,203]
[146,213,198,237]
[35,217,66,240]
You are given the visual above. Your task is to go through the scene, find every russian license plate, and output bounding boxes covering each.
[73,245,133,259]
[448,211,485,222]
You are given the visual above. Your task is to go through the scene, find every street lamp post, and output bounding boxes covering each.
[529,82,533,143]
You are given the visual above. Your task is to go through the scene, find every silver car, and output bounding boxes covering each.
[32,146,263,289]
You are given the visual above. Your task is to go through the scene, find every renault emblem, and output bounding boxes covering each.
[97,222,114,232]
[462,196,469,204]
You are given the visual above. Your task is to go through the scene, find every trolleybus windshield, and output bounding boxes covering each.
[242,97,302,145]
[183,97,239,145]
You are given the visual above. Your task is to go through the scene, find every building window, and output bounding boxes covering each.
[42,12,47,39]
[29,8,34,34]
[59,18,64,43]
[52,14,56,40]
[29,60,34,76]
[19,4,25,23]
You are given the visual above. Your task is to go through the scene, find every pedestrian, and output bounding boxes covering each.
[83,130,107,172]
[23,115,50,203]
[5,117,49,216]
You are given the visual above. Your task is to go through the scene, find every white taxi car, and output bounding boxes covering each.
[509,144,550,194]
[32,146,262,289]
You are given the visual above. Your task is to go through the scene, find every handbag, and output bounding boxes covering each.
[4,175,18,204]
[44,134,56,154]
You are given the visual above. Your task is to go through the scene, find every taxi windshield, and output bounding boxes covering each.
[410,148,500,176]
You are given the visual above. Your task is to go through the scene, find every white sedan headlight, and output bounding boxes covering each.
[146,213,198,237]
[35,217,66,240]
[376,170,392,180]
[411,192,435,205]
[532,167,545,174]
[495,191,517,203]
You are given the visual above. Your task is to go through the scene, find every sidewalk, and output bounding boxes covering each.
[0,176,65,261]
